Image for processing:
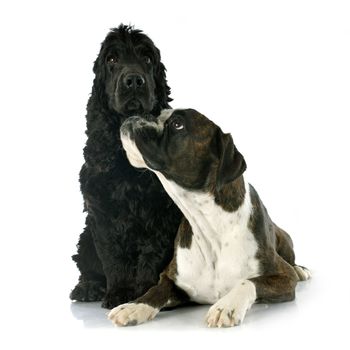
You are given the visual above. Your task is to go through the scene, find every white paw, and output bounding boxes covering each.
[205,280,256,328]
[107,303,159,327]
[294,265,312,281]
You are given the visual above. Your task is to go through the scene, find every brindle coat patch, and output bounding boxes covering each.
[213,176,246,212]
[248,184,299,303]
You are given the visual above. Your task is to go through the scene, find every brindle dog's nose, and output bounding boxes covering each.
[123,73,145,89]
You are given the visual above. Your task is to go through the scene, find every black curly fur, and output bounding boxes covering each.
[70,25,182,309]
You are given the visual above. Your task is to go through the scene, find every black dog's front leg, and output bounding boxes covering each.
[101,262,138,309]
[70,210,133,307]
[77,212,140,309]
[108,274,189,326]
[70,214,107,302]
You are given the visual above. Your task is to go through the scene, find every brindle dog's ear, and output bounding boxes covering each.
[216,130,247,191]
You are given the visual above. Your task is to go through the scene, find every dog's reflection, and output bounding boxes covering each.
[70,296,301,329]
[70,302,110,328]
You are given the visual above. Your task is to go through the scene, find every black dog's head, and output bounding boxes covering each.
[92,24,171,118]
[120,109,247,191]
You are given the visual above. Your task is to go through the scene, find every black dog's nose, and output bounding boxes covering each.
[123,74,145,89]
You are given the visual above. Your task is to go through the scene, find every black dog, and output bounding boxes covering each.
[70,25,182,309]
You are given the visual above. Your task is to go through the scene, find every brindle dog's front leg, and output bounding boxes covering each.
[206,257,299,328]
[108,274,189,326]
[250,257,299,304]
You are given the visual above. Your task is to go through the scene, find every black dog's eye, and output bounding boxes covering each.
[107,55,118,64]
[144,56,151,64]
[170,119,184,131]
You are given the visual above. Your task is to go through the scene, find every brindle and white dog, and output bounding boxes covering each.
[108,108,311,328]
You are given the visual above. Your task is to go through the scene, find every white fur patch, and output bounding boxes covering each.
[108,303,159,327]
[120,129,147,168]
[206,280,256,327]
[155,174,260,305]
[293,265,312,281]
[158,108,174,127]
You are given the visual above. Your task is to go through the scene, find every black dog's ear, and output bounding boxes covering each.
[90,45,108,107]
[216,130,247,191]
[153,47,172,108]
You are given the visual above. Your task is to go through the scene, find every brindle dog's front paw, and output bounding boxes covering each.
[108,303,159,326]
[206,281,256,327]
[206,305,244,328]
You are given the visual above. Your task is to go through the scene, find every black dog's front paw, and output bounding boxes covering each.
[102,288,136,309]
[70,281,106,302]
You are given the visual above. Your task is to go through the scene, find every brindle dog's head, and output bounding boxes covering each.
[120,109,247,191]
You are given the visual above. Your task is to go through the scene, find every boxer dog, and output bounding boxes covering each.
[108,108,311,327]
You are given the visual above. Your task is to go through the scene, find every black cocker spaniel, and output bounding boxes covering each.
[70,24,182,309]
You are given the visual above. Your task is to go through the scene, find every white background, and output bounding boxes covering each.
[0,0,349,349]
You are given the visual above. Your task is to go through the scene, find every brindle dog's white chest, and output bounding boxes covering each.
[164,181,260,304]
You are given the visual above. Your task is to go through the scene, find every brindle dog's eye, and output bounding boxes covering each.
[170,119,184,130]
[144,56,151,64]
[107,55,118,64]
